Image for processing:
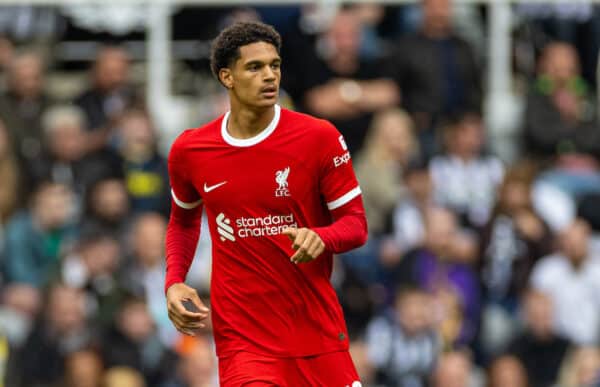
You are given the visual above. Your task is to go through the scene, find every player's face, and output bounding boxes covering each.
[223,41,281,109]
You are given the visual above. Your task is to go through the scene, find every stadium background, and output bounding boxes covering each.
[0,0,600,386]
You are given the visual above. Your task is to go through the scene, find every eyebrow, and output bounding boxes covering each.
[244,58,281,67]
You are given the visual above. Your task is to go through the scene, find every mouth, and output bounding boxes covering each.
[260,86,278,98]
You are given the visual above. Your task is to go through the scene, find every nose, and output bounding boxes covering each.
[263,66,276,81]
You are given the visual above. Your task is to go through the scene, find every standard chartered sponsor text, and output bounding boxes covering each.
[236,213,297,238]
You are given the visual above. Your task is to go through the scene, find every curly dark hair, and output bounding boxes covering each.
[210,21,282,81]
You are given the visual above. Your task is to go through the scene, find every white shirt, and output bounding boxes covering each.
[530,252,600,344]
[430,155,504,226]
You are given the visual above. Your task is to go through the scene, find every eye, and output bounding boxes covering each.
[271,63,280,70]
[248,64,260,72]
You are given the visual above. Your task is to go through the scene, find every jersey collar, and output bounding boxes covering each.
[221,104,281,147]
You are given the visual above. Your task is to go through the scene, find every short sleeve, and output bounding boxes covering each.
[318,121,362,210]
[168,131,202,209]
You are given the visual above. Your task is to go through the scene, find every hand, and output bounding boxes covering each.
[281,227,325,264]
[166,283,210,336]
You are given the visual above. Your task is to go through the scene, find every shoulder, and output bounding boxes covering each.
[280,108,342,144]
[281,108,336,132]
[532,254,568,279]
[168,117,222,160]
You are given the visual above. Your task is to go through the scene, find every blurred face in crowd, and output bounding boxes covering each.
[395,289,432,336]
[540,43,580,85]
[33,182,75,230]
[327,10,361,61]
[500,179,530,215]
[132,213,166,268]
[178,336,216,386]
[524,289,555,339]
[432,351,471,387]
[47,285,86,335]
[65,350,103,387]
[219,41,281,110]
[422,0,452,37]
[46,114,87,162]
[487,356,528,387]
[447,115,484,159]
[94,47,130,92]
[103,367,146,387]
[89,178,129,223]
[81,236,120,277]
[9,53,43,99]
[425,207,457,255]
[2,283,42,319]
[118,300,154,343]
[371,110,416,164]
[559,219,590,266]
[406,168,432,201]
[119,111,156,161]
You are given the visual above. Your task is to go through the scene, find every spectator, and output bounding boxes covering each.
[81,177,131,239]
[508,289,571,387]
[559,347,600,387]
[0,283,41,348]
[393,207,479,347]
[120,213,176,345]
[524,42,600,164]
[61,230,124,328]
[175,335,218,387]
[429,112,504,229]
[26,105,122,205]
[0,118,18,224]
[75,46,139,151]
[478,164,553,356]
[480,164,552,305]
[431,350,474,387]
[385,0,482,157]
[366,286,439,387]
[354,108,417,236]
[3,180,76,287]
[103,367,146,387]
[387,158,432,259]
[530,218,600,345]
[63,348,104,387]
[102,296,178,387]
[487,355,529,387]
[0,51,51,163]
[116,109,170,216]
[287,7,399,154]
[17,284,92,387]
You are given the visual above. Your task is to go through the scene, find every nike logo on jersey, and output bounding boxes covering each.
[204,181,227,193]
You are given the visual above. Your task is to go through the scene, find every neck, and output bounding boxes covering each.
[453,150,476,161]
[227,100,275,139]
[423,25,450,40]
[329,54,358,75]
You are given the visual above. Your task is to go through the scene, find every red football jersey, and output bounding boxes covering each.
[168,105,362,358]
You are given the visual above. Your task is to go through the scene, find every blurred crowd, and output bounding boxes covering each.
[1,0,600,386]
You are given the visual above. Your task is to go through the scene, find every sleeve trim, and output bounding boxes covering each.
[171,189,202,209]
[327,186,361,210]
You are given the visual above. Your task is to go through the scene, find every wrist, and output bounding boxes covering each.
[338,80,362,104]
[165,280,184,295]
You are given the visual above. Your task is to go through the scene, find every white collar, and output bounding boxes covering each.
[221,104,281,147]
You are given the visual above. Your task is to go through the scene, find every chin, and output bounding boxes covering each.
[252,99,277,109]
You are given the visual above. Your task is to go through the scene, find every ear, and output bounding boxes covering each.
[219,68,233,89]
